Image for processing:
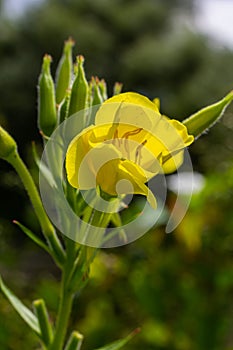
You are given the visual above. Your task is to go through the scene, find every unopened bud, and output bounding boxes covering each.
[183,90,233,138]
[38,54,57,137]
[55,38,74,104]
[113,82,123,95]
[59,89,71,123]
[68,55,88,117]
[90,76,103,106]
[0,126,17,160]
[98,79,108,101]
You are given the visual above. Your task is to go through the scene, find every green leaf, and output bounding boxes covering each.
[0,275,41,335]
[64,331,84,350]
[33,299,53,346]
[93,329,140,350]
[182,90,233,138]
[13,220,50,254]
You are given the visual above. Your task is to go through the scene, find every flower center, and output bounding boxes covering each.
[110,126,147,165]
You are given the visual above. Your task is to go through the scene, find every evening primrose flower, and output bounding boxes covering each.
[65,92,194,208]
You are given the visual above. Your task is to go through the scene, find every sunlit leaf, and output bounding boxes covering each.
[13,220,50,254]
[0,276,41,335]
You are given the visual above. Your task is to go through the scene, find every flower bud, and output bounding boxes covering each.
[55,38,74,104]
[98,78,108,101]
[183,90,233,138]
[113,82,123,95]
[90,76,103,106]
[38,54,57,137]
[59,89,71,123]
[68,55,88,117]
[0,126,17,160]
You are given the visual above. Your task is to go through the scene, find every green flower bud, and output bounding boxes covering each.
[98,78,108,101]
[68,55,88,117]
[183,90,233,138]
[113,81,123,95]
[90,76,103,106]
[59,89,71,123]
[38,54,57,137]
[55,38,74,104]
[0,126,17,160]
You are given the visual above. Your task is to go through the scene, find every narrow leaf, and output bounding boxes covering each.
[65,331,84,350]
[93,328,140,350]
[33,299,53,346]
[13,220,50,254]
[0,275,40,335]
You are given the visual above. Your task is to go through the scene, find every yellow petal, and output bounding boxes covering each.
[162,150,184,174]
[95,92,161,132]
[153,97,160,110]
[97,158,157,208]
[169,119,194,147]
[103,92,160,112]
[66,125,95,188]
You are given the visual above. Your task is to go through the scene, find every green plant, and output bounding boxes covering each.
[0,39,232,350]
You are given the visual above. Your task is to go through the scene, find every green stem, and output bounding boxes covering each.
[8,151,65,267]
[49,239,77,350]
[51,292,73,350]
[50,293,73,350]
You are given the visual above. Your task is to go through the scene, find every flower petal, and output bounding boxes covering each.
[104,92,160,112]
[66,125,95,188]
[97,159,157,208]
[95,92,161,132]
[162,150,184,174]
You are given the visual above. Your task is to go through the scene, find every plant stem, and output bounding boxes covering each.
[49,259,74,350]
[50,289,73,350]
[8,151,65,267]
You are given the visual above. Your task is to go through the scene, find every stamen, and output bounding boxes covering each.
[113,129,118,139]
[122,128,143,139]
[106,102,124,139]
[113,128,121,147]
[124,138,130,159]
[135,139,147,164]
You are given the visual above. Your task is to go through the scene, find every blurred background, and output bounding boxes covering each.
[0,0,233,349]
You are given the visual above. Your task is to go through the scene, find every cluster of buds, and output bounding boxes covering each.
[1,37,232,165]
[37,38,123,138]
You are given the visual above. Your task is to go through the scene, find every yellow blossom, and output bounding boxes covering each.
[65,92,194,208]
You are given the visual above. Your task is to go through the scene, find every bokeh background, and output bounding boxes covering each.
[0,0,233,349]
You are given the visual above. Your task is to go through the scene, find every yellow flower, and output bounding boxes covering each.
[65,92,194,208]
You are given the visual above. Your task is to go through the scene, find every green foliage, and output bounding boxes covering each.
[0,276,40,335]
